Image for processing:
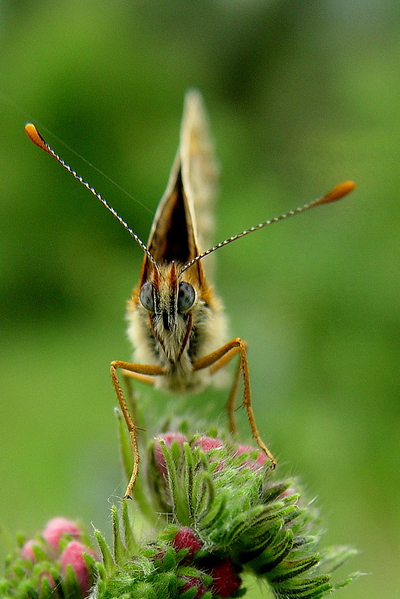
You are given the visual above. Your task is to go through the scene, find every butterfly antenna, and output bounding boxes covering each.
[181,180,356,273]
[25,123,158,268]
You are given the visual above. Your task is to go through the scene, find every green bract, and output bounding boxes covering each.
[0,418,359,599]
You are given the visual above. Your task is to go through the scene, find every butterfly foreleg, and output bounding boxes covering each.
[121,370,156,436]
[208,344,241,433]
[193,339,277,468]
[110,360,165,498]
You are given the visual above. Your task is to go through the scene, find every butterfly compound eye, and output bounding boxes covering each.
[178,281,196,313]
[139,282,155,312]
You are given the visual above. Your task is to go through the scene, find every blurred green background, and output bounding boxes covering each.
[0,1,399,597]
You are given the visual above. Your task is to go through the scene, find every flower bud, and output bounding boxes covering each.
[20,539,47,562]
[172,527,203,561]
[43,517,82,553]
[192,437,223,453]
[209,557,241,599]
[153,433,188,479]
[179,574,208,598]
[60,540,98,597]
[234,444,267,470]
[193,436,225,472]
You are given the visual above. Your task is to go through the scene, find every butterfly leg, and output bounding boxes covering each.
[193,339,277,468]
[110,360,164,498]
[209,345,241,433]
[122,370,157,428]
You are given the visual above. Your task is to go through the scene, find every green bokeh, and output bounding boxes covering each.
[0,1,399,597]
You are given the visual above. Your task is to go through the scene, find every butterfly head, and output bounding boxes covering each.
[138,260,197,330]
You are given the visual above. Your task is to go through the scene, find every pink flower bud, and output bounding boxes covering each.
[193,437,223,452]
[172,527,203,560]
[60,540,98,597]
[38,571,57,592]
[234,444,267,470]
[153,433,187,479]
[280,487,295,498]
[43,518,82,553]
[20,539,46,562]
[193,437,225,472]
[179,575,207,598]
[210,557,241,598]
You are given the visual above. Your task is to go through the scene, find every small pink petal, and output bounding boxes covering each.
[43,518,81,552]
[39,571,56,591]
[172,527,203,560]
[20,539,45,562]
[210,557,241,598]
[235,444,267,470]
[193,437,225,472]
[193,437,224,452]
[280,487,295,498]
[153,433,187,478]
[180,575,207,598]
[60,540,98,597]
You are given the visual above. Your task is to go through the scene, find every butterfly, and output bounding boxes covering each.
[25,90,355,498]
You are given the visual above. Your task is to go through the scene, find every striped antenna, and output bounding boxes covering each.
[181,180,355,273]
[24,123,158,269]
